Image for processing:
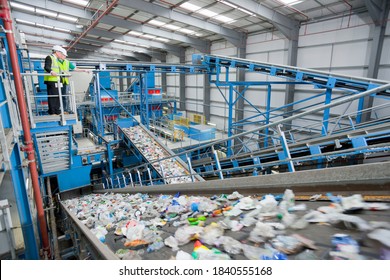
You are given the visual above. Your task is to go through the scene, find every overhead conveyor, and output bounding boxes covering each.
[193,54,390,94]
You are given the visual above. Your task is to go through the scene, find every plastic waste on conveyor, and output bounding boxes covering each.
[122,126,197,184]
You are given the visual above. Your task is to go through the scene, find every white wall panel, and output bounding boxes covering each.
[300,14,371,37]
[211,41,237,56]
[246,52,269,62]
[166,74,179,86]
[330,68,368,77]
[380,37,390,64]
[247,39,286,55]
[331,41,369,67]
[185,74,204,86]
[378,67,390,81]
[299,25,371,47]
[210,115,227,130]
[166,86,179,98]
[186,100,203,113]
[268,50,287,65]
[297,45,332,68]
[210,89,228,102]
[186,87,204,100]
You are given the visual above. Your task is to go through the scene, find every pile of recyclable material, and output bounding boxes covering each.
[63,189,390,260]
[122,126,193,184]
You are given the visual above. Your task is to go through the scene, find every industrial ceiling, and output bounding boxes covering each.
[8,0,368,61]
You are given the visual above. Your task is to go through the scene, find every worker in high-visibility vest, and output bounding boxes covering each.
[57,48,90,113]
[44,45,66,115]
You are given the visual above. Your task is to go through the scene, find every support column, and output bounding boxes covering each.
[284,37,299,123]
[361,0,390,122]
[161,55,167,95]
[119,71,124,93]
[203,73,211,122]
[233,45,247,151]
[179,52,186,111]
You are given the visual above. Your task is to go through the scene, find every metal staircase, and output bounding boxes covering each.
[35,131,71,174]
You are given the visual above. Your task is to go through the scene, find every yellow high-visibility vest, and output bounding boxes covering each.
[43,55,60,82]
[58,59,70,85]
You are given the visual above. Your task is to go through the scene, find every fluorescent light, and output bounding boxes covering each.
[218,1,237,9]
[128,31,142,36]
[141,34,156,39]
[10,2,35,12]
[63,0,89,7]
[155,37,169,43]
[36,8,57,18]
[279,0,302,5]
[181,2,234,23]
[15,19,35,25]
[198,9,217,17]
[238,7,256,16]
[177,28,195,34]
[215,15,235,23]
[54,27,71,33]
[36,23,54,29]
[149,19,165,26]
[164,24,180,30]
[179,2,201,12]
[58,14,78,22]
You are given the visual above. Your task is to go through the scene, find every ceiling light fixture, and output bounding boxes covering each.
[58,14,78,23]
[149,20,165,26]
[10,2,34,12]
[36,8,57,18]
[279,0,303,6]
[179,2,201,12]
[63,0,89,7]
[180,2,235,24]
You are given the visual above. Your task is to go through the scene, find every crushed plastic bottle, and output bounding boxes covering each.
[282,189,295,208]
[331,234,359,253]
[294,249,319,260]
[261,252,288,260]
[147,240,165,253]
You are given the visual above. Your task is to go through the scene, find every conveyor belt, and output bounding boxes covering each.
[119,124,203,184]
[60,180,390,260]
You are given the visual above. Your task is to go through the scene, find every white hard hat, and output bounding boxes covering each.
[60,47,68,57]
[52,45,68,56]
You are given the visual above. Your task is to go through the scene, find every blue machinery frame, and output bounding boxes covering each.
[23,54,390,191]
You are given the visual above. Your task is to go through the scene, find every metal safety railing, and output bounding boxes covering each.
[21,72,78,127]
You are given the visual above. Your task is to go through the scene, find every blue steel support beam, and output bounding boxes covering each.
[309,145,323,169]
[227,85,234,157]
[10,144,39,259]
[140,73,150,128]
[277,125,295,172]
[322,87,333,136]
[264,84,272,149]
